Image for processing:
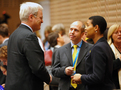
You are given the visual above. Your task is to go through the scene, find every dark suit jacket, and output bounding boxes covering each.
[5,24,50,90]
[113,55,121,89]
[81,37,115,90]
[52,41,93,90]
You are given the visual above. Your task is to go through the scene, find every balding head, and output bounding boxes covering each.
[70,21,85,33]
[69,21,85,44]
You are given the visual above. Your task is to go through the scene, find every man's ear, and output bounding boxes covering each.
[28,14,34,21]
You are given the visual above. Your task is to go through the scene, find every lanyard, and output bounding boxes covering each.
[72,41,82,74]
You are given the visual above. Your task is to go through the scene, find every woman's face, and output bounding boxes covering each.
[112,27,121,44]
[85,20,95,39]
[57,34,64,45]
[45,31,49,39]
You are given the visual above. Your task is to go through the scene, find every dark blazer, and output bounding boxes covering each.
[5,24,50,90]
[81,37,115,90]
[113,56,121,89]
[52,41,93,90]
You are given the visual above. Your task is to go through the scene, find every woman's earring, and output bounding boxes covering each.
[95,31,97,33]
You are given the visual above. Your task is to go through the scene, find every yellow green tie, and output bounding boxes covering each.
[71,45,78,89]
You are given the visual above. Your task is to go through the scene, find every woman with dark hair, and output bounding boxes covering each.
[71,16,115,90]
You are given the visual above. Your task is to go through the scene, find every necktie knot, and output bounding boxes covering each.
[73,45,77,49]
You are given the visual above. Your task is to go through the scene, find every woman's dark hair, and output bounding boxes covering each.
[89,16,107,34]
[47,31,59,47]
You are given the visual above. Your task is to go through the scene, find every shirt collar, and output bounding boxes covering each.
[71,40,82,48]
[21,23,33,32]
[3,38,9,44]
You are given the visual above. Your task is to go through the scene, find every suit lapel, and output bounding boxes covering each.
[65,43,73,66]
[76,41,87,67]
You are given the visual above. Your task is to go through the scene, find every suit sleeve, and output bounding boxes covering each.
[81,45,106,85]
[23,34,50,84]
[52,49,69,78]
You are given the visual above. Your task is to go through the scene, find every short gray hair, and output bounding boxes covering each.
[19,2,43,21]
[52,23,65,35]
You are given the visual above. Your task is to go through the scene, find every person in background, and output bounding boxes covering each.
[52,21,92,90]
[5,2,52,90]
[48,31,64,51]
[0,45,7,66]
[107,24,121,89]
[35,30,45,52]
[0,45,7,88]
[52,23,70,45]
[0,23,9,86]
[43,26,53,50]
[71,16,115,90]
[0,23,9,47]
[47,31,64,90]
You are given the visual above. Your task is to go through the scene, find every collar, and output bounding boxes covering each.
[71,40,82,48]
[21,23,33,32]
[55,45,61,48]
[3,38,9,44]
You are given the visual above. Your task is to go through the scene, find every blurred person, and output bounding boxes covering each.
[35,30,41,39]
[0,45,7,89]
[0,46,7,66]
[48,31,64,51]
[0,23,9,86]
[47,32,64,90]
[52,21,92,90]
[0,23,9,47]
[52,23,70,45]
[71,16,115,90]
[5,2,52,90]
[107,24,121,89]
[43,26,53,50]
[35,30,45,51]
[0,11,10,24]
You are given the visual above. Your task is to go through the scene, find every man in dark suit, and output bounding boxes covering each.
[5,2,52,90]
[52,21,93,90]
[0,23,9,85]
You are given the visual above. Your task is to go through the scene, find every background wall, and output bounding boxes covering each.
[0,0,121,39]
[50,0,121,35]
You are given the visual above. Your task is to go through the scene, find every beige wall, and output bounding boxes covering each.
[0,0,121,35]
[50,0,121,34]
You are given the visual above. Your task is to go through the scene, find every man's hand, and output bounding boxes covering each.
[71,73,82,84]
[1,83,5,88]
[65,66,74,76]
